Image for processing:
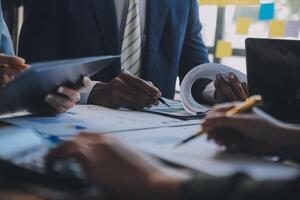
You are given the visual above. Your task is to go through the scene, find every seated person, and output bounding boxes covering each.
[19,0,248,109]
[0,4,86,113]
[46,104,300,200]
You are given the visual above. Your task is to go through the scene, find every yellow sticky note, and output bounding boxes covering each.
[269,20,286,38]
[198,0,219,5]
[198,0,229,6]
[236,18,252,35]
[198,0,259,6]
[215,41,232,58]
[234,0,260,6]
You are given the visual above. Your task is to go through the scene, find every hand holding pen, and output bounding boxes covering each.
[176,95,263,147]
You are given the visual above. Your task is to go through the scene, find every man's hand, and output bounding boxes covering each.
[0,54,89,114]
[44,77,91,113]
[0,54,27,86]
[46,133,189,200]
[214,73,249,103]
[88,71,161,110]
[44,87,81,113]
[202,103,298,158]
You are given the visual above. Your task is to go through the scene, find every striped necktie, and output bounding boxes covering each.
[121,0,142,76]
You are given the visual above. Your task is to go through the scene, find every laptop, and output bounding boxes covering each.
[246,38,300,124]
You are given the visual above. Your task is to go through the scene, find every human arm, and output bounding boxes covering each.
[0,54,26,86]
[202,103,300,161]
[44,76,91,113]
[87,71,161,110]
[179,0,212,104]
[0,5,14,55]
[46,133,300,200]
[0,54,89,113]
[194,73,249,105]
[177,1,248,105]
[183,173,300,200]
[46,133,189,200]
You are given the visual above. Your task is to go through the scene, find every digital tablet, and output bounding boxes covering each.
[0,55,120,114]
[246,38,300,124]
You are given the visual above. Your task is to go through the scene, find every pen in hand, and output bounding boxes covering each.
[158,97,172,108]
[175,95,263,148]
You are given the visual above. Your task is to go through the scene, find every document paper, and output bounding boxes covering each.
[2,105,200,137]
[115,125,300,180]
[143,98,205,120]
[180,63,247,115]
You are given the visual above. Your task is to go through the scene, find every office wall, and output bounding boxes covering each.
[199,0,300,73]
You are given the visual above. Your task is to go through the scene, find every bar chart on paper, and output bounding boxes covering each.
[2,105,200,137]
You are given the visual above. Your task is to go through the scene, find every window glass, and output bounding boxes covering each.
[198,0,300,74]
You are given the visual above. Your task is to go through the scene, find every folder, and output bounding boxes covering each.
[0,56,120,114]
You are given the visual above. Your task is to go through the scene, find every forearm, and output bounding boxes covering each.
[178,0,209,83]
[79,81,99,104]
[87,82,108,105]
[182,173,300,200]
[0,8,14,55]
[277,125,300,161]
[147,172,187,200]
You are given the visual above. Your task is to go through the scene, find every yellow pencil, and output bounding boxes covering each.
[175,95,263,148]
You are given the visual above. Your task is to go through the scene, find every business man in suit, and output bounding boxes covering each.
[19,0,247,109]
[0,0,85,113]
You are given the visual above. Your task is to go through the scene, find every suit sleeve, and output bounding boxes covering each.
[182,173,300,200]
[0,4,14,55]
[178,0,209,84]
[18,0,67,62]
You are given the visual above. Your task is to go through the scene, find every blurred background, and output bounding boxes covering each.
[2,0,300,89]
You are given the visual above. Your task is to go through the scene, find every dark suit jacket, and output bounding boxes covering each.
[19,0,209,99]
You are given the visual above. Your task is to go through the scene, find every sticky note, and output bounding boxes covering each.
[284,20,300,38]
[198,0,219,5]
[198,0,259,6]
[259,3,275,21]
[236,18,252,35]
[269,20,286,38]
[234,0,260,6]
[215,41,232,58]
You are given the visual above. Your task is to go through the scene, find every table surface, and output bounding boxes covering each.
[0,191,43,200]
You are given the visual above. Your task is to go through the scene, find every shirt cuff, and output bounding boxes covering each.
[201,81,216,104]
[79,81,100,104]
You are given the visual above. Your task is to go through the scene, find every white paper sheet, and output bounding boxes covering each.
[181,63,247,115]
[2,105,200,137]
[143,98,204,120]
[114,126,300,180]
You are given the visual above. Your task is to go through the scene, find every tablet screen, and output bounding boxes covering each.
[246,38,300,124]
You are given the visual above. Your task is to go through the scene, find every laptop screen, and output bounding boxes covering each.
[246,38,300,124]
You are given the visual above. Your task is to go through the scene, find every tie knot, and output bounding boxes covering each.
[129,0,139,7]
